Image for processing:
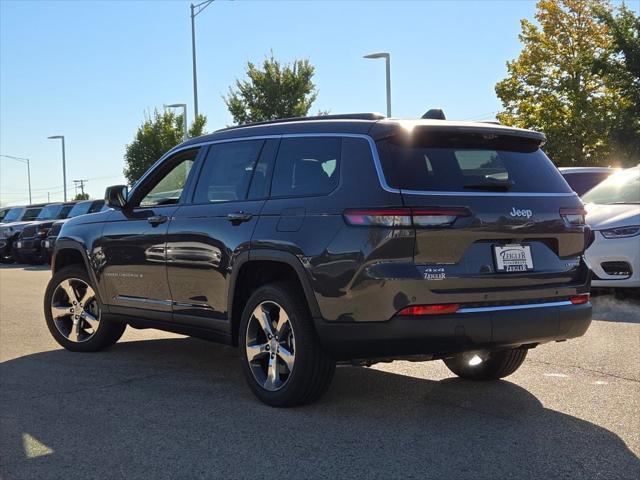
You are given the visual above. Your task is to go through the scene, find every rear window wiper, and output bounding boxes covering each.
[463,179,514,191]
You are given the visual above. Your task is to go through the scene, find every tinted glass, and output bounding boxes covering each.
[67,202,93,218]
[140,159,195,207]
[89,200,105,213]
[582,168,640,204]
[194,140,264,203]
[36,204,63,220]
[3,208,23,222]
[377,137,571,193]
[271,137,341,197]
[22,208,42,221]
[563,172,613,196]
[58,205,74,219]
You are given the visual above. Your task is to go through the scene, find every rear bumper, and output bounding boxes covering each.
[315,301,592,360]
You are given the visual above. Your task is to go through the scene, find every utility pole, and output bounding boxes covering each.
[73,179,87,198]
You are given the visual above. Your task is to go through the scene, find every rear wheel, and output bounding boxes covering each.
[443,348,528,380]
[239,282,335,407]
[44,266,126,352]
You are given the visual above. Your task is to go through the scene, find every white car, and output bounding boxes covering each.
[582,166,640,288]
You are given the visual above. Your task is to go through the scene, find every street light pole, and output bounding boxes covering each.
[190,0,215,120]
[164,104,189,142]
[47,135,67,202]
[0,154,32,204]
[363,52,391,117]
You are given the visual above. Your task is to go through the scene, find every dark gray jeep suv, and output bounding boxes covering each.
[44,114,592,406]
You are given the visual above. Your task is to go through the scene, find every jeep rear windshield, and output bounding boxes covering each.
[376,131,571,193]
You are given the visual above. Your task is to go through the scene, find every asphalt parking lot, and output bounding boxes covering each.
[1,265,638,480]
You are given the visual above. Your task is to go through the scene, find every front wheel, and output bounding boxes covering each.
[443,348,528,381]
[239,282,335,407]
[44,265,126,352]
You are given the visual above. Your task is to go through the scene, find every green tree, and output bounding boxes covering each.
[123,110,207,185]
[224,53,319,124]
[73,192,89,201]
[594,4,640,166]
[495,0,619,166]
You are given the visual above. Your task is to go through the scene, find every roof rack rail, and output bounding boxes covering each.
[216,113,386,132]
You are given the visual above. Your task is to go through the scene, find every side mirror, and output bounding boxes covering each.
[105,185,128,209]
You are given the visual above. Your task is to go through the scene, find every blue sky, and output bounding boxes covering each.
[1,0,635,206]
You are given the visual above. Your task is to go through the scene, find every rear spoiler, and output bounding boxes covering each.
[371,122,546,148]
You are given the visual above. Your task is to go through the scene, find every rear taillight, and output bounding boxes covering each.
[397,304,460,316]
[570,294,590,305]
[560,207,586,226]
[344,207,471,228]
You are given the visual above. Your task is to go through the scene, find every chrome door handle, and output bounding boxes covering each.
[148,215,168,226]
[227,212,253,223]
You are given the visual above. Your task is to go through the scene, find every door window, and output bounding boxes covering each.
[193,140,265,203]
[137,152,198,207]
[271,137,341,197]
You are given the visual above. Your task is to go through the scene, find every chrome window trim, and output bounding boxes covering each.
[131,132,578,200]
[458,300,574,313]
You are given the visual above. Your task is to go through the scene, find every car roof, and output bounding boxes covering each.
[178,114,546,150]
[558,167,618,173]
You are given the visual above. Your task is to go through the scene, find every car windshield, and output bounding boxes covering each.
[2,208,23,222]
[67,202,92,218]
[36,204,63,220]
[22,208,42,221]
[582,168,640,204]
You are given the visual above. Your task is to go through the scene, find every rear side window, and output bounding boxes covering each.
[194,140,265,203]
[377,132,571,194]
[271,137,341,197]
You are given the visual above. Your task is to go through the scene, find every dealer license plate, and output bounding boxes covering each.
[493,244,533,272]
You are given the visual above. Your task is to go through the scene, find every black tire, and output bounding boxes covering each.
[0,252,13,264]
[443,348,528,381]
[239,282,335,407]
[44,265,126,352]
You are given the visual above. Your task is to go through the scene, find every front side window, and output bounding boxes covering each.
[22,208,41,221]
[138,152,197,207]
[193,140,264,203]
[271,137,341,197]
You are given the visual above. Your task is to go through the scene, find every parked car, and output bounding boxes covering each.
[43,199,105,262]
[0,207,11,223]
[44,113,592,406]
[0,204,45,263]
[15,201,76,264]
[559,167,618,196]
[583,166,640,290]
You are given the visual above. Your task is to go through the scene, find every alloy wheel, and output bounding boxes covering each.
[50,278,100,343]
[245,301,296,391]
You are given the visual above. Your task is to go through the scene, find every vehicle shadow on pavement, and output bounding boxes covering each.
[0,263,49,272]
[1,337,638,480]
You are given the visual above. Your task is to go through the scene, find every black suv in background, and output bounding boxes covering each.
[45,114,592,406]
[15,202,76,263]
[43,199,105,263]
[0,204,45,263]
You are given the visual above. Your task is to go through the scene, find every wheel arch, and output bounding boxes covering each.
[228,250,322,346]
[52,239,106,306]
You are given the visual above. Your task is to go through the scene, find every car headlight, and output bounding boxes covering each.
[600,225,640,239]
